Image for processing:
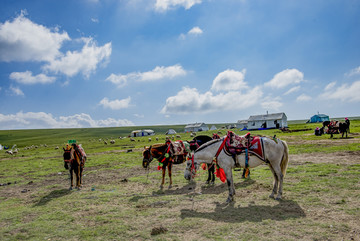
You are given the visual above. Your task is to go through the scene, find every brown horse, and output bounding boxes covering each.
[63,144,86,190]
[142,140,188,189]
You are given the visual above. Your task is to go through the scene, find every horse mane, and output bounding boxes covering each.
[193,135,213,143]
[151,143,167,149]
[195,138,222,153]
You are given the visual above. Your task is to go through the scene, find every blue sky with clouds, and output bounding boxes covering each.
[0,0,359,130]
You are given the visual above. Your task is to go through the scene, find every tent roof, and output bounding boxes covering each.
[248,112,286,121]
[185,123,206,128]
[311,114,329,118]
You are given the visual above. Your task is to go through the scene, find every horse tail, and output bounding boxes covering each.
[280,140,289,177]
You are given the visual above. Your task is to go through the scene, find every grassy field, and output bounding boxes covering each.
[0,120,359,240]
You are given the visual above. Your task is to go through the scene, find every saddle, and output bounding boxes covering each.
[166,140,189,164]
[224,131,265,161]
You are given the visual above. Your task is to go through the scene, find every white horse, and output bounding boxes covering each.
[184,136,289,203]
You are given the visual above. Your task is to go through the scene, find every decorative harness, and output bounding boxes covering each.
[146,140,188,170]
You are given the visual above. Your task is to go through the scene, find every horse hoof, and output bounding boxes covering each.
[210,181,215,185]
[226,197,234,203]
[269,194,274,199]
[205,180,210,184]
[168,185,172,189]
[275,196,282,201]
[69,187,73,191]
[159,185,163,190]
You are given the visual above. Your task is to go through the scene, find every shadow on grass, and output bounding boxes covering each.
[180,199,305,222]
[129,179,256,202]
[34,189,71,206]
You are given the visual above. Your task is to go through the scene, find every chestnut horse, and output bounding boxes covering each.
[63,144,86,190]
[142,141,188,189]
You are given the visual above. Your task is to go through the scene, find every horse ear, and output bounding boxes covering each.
[63,147,65,151]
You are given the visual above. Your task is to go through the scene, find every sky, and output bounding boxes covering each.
[0,0,360,130]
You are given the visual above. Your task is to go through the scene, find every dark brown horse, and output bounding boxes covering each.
[142,141,188,189]
[323,119,350,138]
[63,144,86,190]
[189,135,216,184]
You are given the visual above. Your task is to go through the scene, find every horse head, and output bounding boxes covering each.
[142,146,153,168]
[63,144,72,161]
[184,154,200,181]
[63,144,73,170]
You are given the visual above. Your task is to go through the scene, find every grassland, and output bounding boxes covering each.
[0,120,359,240]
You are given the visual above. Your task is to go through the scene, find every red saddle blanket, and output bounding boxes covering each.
[225,131,265,160]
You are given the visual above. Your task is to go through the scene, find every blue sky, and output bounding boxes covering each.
[0,0,359,130]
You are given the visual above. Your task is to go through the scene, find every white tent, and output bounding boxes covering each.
[131,129,155,137]
[210,125,217,130]
[165,129,177,135]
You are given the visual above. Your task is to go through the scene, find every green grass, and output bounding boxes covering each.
[0,119,359,240]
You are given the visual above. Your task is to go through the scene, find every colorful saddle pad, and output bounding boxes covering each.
[224,131,265,161]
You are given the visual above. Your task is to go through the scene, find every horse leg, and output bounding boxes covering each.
[206,164,211,184]
[79,166,83,187]
[271,164,284,200]
[225,168,235,203]
[210,165,215,185]
[69,168,73,190]
[168,162,173,189]
[160,166,165,189]
[75,164,81,190]
[268,165,278,199]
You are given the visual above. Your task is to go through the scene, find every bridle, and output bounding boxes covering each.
[142,145,153,168]
[185,153,198,179]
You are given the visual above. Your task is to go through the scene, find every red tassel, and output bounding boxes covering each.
[201,163,207,170]
[157,166,161,170]
[244,168,250,178]
[215,168,226,183]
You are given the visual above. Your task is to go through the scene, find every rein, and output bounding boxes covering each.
[214,136,228,160]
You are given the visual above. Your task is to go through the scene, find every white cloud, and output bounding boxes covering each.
[9,86,24,96]
[261,96,283,111]
[99,97,131,110]
[155,0,202,12]
[324,81,336,91]
[320,80,360,102]
[106,64,186,87]
[188,26,203,35]
[0,11,70,62]
[105,73,128,87]
[134,114,145,118]
[0,111,134,130]
[91,18,99,23]
[0,13,111,79]
[180,26,203,40]
[43,38,112,78]
[283,86,300,95]
[265,69,304,89]
[161,86,263,114]
[211,69,247,92]
[296,94,312,102]
[10,71,55,85]
[345,66,360,77]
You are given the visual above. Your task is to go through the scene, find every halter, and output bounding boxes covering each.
[63,145,73,163]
